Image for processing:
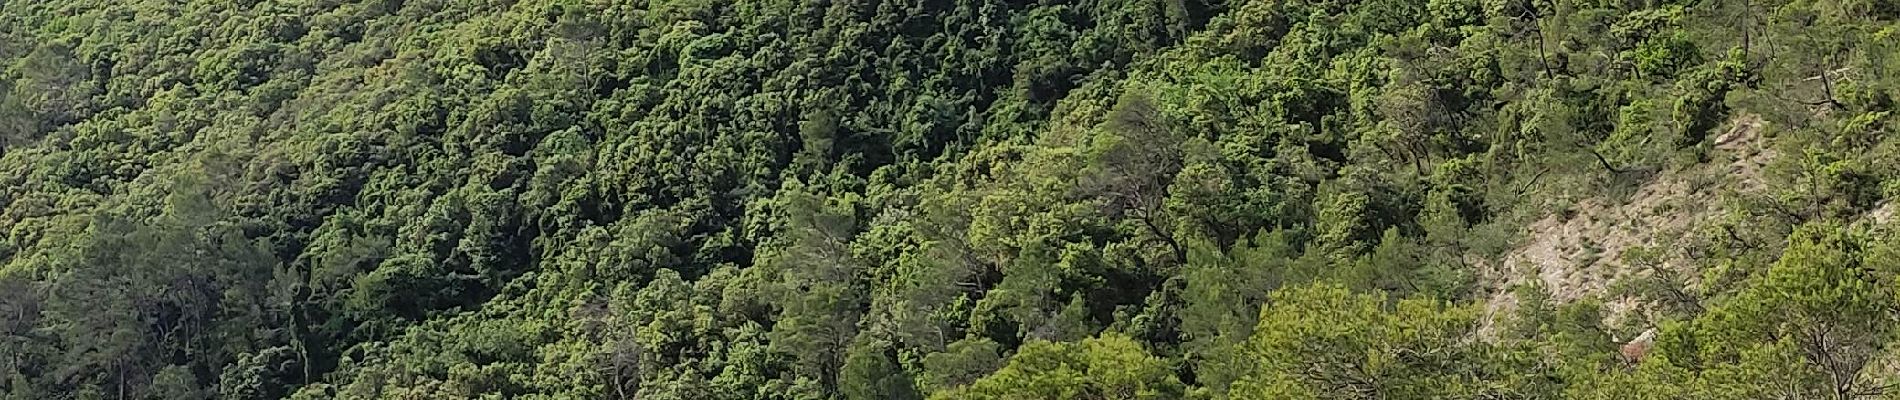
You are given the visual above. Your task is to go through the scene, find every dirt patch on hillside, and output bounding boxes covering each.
[1480,115,1771,336]
[1867,201,1895,225]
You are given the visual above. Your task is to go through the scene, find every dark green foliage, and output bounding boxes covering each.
[839,339,921,400]
[0,0,1897,398]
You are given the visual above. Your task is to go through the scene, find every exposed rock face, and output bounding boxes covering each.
[1620,328,1658,364]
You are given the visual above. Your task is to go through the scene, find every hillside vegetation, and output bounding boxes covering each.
[2,0,1899,398]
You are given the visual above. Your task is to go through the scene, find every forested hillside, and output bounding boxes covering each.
[2,0,1898,398]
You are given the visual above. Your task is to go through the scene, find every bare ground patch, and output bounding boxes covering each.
[1479,115,1772,337]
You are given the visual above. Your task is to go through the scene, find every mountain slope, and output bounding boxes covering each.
[2,0,1898,399]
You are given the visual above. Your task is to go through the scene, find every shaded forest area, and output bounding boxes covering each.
[2,0,1899,398]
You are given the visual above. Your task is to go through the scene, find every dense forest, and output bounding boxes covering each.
[1,0,1898,398]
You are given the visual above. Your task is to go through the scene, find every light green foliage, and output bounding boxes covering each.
[919,338,1005,394]
[929,334,1187,400]
[1673,223,1894,398]
[1229,284,1531,399]
[1177,231,1291,394]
